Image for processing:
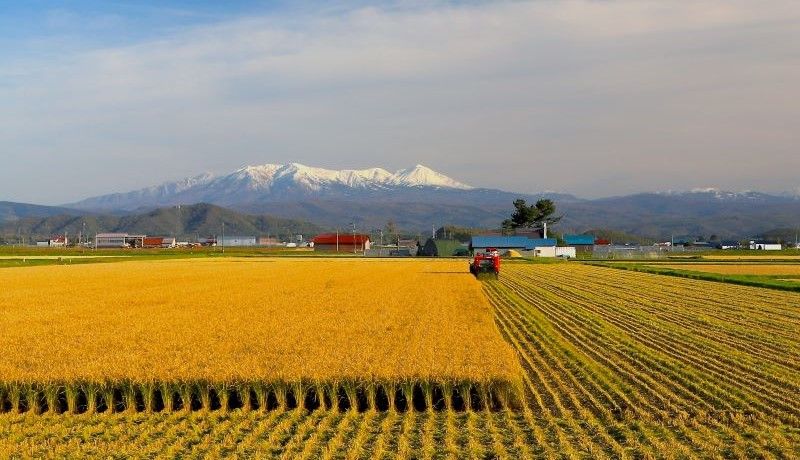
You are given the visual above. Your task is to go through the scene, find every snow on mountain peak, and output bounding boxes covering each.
[390,164,473,189]
[67,162,475,210]
[226,163,472,191]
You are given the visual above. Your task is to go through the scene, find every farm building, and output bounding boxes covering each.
[219,236,257,247]
[749,240,782,251]
[418,239,468,257]
[95,233,146,248]
[470,236,557,255]
[36,235,68,247]
[564,234,595,253]
[142,237,177,248]
[313,233,371,252]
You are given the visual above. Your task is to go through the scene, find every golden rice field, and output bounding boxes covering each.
[0,258,521,414]
[655,263,800,276]
[2,260,800,458]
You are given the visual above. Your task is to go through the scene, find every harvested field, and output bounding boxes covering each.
[701,255,800,261]
[2,260,800,457]
[0,258,521,414]
[485,263,800,457]
[656,263,800,275]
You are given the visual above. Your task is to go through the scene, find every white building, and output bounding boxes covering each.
[95,233,146,248]
[219,236,257,247]
[749,240,782,251]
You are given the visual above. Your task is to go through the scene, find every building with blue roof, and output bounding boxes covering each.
[469,236,557,253]
[564,234,595,245]
[564,234,596,254]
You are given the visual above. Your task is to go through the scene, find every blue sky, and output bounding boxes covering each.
[1,1,799,204]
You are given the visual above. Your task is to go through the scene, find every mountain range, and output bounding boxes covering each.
[3,163,800,240]
[67,164,475,211]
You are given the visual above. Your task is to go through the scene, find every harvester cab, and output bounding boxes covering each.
[470,247,500,279]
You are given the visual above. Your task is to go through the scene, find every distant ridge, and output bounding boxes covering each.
[0,203,324,241]
[0,201,82,223]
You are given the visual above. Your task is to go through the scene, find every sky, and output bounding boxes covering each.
[1,0,799,204]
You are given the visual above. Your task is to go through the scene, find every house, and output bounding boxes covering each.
[38,235,68,247]
[312,233,371,252]
[749,240,782,251]
[563,234,595,254]
[219,236,257,247]
[418,239,468,257]
[95,233,146,248]
[470,236,557,255]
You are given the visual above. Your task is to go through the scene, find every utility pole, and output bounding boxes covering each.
[221,221,225,254]
[352,222,357,254]
[336,228,339,252]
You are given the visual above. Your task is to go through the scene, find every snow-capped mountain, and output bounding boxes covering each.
[657,187,774,201]
[223,163,472,191]
[656,187,798,202]
[68,163,475,211]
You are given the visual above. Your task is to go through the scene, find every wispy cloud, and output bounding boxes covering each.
[1,0,799,203]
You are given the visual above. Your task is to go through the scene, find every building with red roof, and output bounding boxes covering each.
[312,233,371,253]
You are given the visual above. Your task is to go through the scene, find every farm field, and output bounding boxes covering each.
[699,254,800,261]
[655,264,800,276]
[0,258,521,414]
[2,260,800,458]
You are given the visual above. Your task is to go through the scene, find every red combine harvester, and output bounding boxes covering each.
[470,247,500,279]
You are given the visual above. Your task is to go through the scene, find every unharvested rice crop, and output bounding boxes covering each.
[0,258,521,414]
[656,263,800,275]
[2,261,800,458]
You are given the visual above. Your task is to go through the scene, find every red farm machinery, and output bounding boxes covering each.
[469,247,500,279]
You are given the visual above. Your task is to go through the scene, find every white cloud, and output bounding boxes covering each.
[1,0,799,203]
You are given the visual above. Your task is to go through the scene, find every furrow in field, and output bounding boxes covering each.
[277,409,328,459]
[495,271,739,455]
[489,288,622,458]
[346,411,379,460]
[235,409,287,457]
[502,264,798,457]
[502,272,773,455]
[443,409,464,459]
[351,411,387,460]
[503,272,742,414]
[297,410,344,460]
[370,410,402,460]
[488,280,694,459]
[489,290,595,457]
[527,272,800,421]
[263,409,308,457]
[320,411,360,460]
[539,268,800,375]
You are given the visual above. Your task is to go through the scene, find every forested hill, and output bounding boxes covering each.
[0,203,324,241]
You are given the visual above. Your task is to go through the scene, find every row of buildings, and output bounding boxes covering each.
[41,231,793,254]
[91,233,303,248]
